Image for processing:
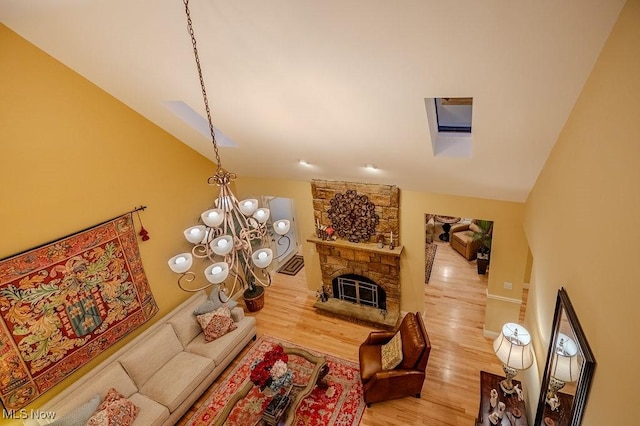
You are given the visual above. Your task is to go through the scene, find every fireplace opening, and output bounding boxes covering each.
[332,274,386,311]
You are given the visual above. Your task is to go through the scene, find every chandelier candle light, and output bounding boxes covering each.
[493,323,534,395]
[168,0,291,310]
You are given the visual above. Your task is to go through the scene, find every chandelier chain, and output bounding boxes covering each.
[183,0,222,171]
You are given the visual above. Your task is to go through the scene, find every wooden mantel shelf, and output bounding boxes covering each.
[307,235,404,257]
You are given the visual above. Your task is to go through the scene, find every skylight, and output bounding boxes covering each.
[424,97,473,158]
[163,101,237,147]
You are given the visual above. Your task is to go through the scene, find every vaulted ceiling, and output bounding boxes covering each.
[0,0,625,201]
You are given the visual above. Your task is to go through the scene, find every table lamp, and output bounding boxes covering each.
[493,323,534,394]
[546,333,580,407]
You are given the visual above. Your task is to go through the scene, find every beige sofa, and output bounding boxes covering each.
[24,291,257,426]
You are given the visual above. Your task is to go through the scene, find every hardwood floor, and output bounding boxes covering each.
[178,243,517,425]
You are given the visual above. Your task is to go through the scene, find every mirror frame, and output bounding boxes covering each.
[535,288,596,426]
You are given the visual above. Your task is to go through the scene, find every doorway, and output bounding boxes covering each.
[264,196,299,269]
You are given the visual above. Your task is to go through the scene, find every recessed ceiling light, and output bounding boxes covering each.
[298,160,311,166]
[365,164,377,170]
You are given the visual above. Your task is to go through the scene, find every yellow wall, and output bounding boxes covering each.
[523,0,640,422]
[0,24,218,419]
[235,178,529,332]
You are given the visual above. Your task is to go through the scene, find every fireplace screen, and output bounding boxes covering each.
[332,274,386,310]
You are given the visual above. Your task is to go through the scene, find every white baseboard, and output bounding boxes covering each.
[486,289,522,305]
[483,325,500,339]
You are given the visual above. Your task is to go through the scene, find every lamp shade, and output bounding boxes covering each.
[238,198,258,216]
[204,262,229,284]
[493,323,533,370]
[551,333,580,382]
[168,253,193,273]
[273,219,290,235]
[252,248,273,268]
[184,225,207,244]
[253,208,270,224]
[210,235,234,256]
[201,209,224,227]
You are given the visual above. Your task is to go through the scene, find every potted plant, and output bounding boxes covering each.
[240,230,268,312]
[243,276,265,312]
[472,220,493,274]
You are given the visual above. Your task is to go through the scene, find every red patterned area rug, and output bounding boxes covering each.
[186,335,365,426]
[0,213,158,410]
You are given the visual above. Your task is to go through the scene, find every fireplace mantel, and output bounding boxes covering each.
[307,236,403,257]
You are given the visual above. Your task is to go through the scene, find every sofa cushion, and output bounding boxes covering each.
[186,316,256,365]
[452,230,474,244]
[30,363,138,424]
[120,324,183,388]
[166,292,208,348]
[128,393,170,426]
[139,351,214,413]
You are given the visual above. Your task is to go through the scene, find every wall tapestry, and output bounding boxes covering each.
[0,213,158,410]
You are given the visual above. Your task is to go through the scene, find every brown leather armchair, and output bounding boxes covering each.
[358,312,431,406]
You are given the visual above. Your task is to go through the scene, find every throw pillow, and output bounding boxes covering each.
[381,331,404,370]
[192,289,237,315]
[469,223,481,234]
[210,288,238,309]
[86,388,139,426]
[192,299,217,316]
[47,394,102,426]
[203,315,237,342]
[196,305,232,331]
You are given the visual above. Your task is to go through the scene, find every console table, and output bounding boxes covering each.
[476,371,528,426]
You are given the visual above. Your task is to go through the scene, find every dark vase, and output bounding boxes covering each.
[477,250,490,275]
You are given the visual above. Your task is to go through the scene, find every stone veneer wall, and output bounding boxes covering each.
[311,180,400,244]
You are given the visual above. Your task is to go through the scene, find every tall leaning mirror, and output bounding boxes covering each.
[535,288,596,426]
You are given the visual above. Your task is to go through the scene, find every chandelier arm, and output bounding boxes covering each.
[177,272,214,293]
[272,235,291,261]
[249,267,273,288]
[192,243,209,259]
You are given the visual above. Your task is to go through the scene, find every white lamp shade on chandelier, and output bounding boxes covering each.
[210,235,234,256]
[204,262,230,284]
[551,333,580,382]
[201,209,224,227]
[168,253,193,274]
[493,323,534,370]
[239,199,258,216]
[184,225,207,244]
[252,248,273,268]
[273,219,291,235]
[253,208,270,224]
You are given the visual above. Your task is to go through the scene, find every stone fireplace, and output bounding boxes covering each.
[308,180,402,329]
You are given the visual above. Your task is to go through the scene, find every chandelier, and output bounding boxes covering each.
[168,0,290,305]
